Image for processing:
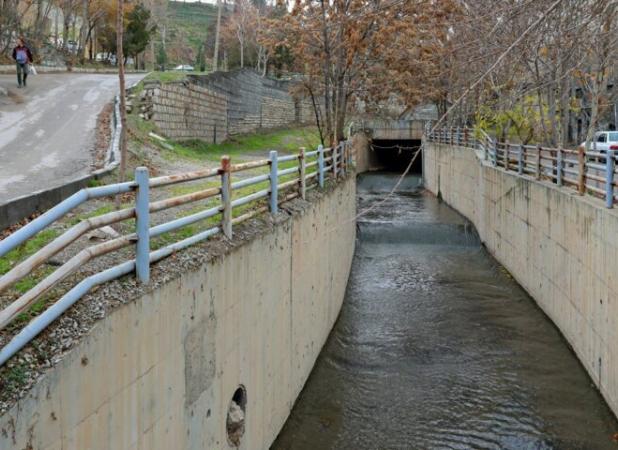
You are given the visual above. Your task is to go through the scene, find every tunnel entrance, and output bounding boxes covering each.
[370,139,423,173]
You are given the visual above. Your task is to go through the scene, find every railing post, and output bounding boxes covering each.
[535,145,541,180]
[333,145,338,178]
[456,127,461,146]
[346,142,356,167]
[464,128,468,147]
[318,145,325,188]
[578,145,586,195]
[135,167,150,284]
[502,143,511,170]
[518,145,524,175]
[339,141,345,174]
[491,139,497,167]
[269,150,278,213]
[299,147,306,199]
[220,155,232,238]
[556,148,563,187]
[606,150,614,208]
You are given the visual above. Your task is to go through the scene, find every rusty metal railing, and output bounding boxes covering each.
[0,141,354,367]
[427,127,618,209]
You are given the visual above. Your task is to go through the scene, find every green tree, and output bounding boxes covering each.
[196,43,206,72]
[124,4,156,69]
[156,43,167,71]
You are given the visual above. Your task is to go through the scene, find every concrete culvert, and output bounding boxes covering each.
[226,386,247,447]
[370,139,423,173]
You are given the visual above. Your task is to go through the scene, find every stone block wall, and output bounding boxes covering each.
[145,69,316,143]
[148,82,228,142]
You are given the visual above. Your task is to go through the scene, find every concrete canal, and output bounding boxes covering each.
[272,172,618,449]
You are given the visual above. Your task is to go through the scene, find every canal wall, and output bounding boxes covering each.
[353,132,381,173]
[0,177,356,450]
[424,142,618,417]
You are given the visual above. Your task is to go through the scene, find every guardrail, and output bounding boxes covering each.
[0,141,354,367]
[428,127,618,209]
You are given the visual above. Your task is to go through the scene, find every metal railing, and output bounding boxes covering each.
[428,127,618,209]
[0,141,354,367]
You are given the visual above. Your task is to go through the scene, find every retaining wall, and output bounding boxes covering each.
[424,142,618,417]
[145,69,316,142]
[0,176,356,450]
[352,132,381,173]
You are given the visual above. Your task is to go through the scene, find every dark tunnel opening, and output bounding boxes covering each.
[370,139,423,173]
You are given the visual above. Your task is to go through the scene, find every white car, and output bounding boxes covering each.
[173,64,194,71]
[580,131,618,152]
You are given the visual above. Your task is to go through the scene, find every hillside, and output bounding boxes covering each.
[165,1,218,66]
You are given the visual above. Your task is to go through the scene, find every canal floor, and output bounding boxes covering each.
[272,173,618,450]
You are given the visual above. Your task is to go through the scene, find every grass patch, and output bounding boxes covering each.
[144,71,209,84]
[0,363,28,392]
[0,229,60,275]
[127,112,157,136]
[170,180,219,197]
[163,127,322,163]
[13,267,54,294]
[67,203,131,226]
[13,296,51,326]
[87,178,102,188]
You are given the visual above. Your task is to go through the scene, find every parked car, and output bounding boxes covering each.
[580,131,618,152]
[66,40,78,53]
[173,64,194,71]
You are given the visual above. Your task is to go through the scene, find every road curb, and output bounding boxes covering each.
[0,65,147,75]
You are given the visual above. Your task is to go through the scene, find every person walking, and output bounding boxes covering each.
[12,37,33,88]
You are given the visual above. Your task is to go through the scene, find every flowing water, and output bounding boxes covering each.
[272,172,618,450]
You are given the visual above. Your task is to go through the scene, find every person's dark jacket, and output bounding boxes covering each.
[12,45,33,64]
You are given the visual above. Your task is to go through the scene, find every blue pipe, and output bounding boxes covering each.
[278,167,299,177]
[318,145,325,188]
[231,189,270,208]
[149,206,221,237]
[277,154,297,163]
[135,168,150,284]
[231,173,270,190]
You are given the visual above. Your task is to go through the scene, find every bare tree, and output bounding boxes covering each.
[213,0,222,71]
[116,0,127,184]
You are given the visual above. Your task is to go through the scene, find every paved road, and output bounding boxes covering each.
[0,73,144,205]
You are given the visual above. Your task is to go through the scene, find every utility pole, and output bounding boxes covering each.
[117,0,127,184]
[213,0,222,72]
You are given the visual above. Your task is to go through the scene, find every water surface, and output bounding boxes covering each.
[272,172,618,450]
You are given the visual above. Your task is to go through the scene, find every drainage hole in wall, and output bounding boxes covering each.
[227,385,247,447]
